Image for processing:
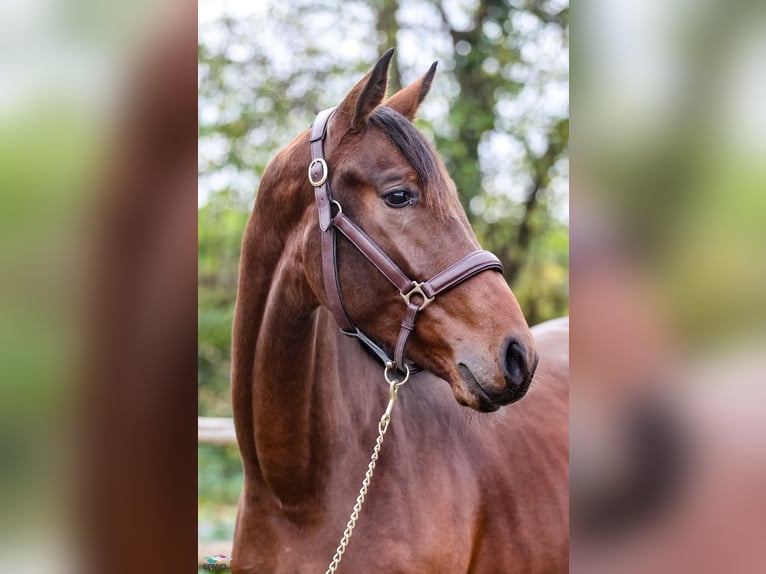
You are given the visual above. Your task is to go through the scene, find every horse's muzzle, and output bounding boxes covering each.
[457,342,537,412]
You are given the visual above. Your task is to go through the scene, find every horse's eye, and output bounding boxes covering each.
[383,190,414,208]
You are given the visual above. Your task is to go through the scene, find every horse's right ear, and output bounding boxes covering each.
[386,61,437,121]
[333,48,394,132]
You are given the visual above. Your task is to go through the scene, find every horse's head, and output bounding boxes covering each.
[303,50,537,412]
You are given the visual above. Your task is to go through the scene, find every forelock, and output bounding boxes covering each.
[368,106,459,218]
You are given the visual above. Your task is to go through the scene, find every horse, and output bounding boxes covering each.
[230,49,568,574]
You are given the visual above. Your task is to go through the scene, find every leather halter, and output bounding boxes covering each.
[309,106,503,373]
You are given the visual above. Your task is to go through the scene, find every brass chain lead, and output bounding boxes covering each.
[323,364,409,574]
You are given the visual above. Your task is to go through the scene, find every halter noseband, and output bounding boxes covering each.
[309,106,503,374]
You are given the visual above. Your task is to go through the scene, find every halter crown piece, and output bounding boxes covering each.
[309,106,504,374]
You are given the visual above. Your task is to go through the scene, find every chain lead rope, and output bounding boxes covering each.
[323,363,410,574]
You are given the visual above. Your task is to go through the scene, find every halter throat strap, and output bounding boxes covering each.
[309,107,503,372]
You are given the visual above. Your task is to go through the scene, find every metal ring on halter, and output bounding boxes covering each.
[308,158,328,186]
[331,200,342,216]
[384,361,410,386]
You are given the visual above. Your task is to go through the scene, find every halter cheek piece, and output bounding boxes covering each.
[309,106,503,375]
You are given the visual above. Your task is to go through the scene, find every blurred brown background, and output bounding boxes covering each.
[572,1,766,572]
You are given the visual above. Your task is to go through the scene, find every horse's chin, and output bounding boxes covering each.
[449,364,525,412]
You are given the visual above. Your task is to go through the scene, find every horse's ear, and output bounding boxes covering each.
[334,48,394,131]
[385,61,438,121]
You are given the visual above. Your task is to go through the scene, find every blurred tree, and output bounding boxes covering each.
[376,0,404,92]
[428,0,568,294]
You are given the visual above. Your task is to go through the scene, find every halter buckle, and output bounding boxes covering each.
[401,282,434,310]
[308,158,328,187]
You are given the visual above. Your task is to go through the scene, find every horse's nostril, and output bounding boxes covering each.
[502,338,529,389]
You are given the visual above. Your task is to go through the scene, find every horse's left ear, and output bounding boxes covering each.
[333,48,394,132]
[385,61,438,121]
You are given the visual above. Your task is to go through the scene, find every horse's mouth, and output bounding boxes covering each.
[456,364,502,412]
[455,360,535,412]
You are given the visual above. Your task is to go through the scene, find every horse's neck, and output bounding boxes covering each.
[252,301,342,506]
[233,200,381,508]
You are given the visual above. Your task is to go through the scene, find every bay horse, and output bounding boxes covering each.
[231,49,568,573]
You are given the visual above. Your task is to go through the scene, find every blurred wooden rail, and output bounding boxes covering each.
[199,416,237,445]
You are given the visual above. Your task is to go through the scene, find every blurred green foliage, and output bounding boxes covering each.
[0,102,96,535]
[575,0,766,347]
[199,193,249,417]
[198,444,241,545]
[198,0,569,539]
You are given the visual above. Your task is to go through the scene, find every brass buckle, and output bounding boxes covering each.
[401,281,434,310]
[308,158,328,187]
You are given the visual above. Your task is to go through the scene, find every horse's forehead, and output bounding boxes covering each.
[332,119,462,220]
[352,127,408,161]
[345,127,439,181]
[334,131,413,182]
